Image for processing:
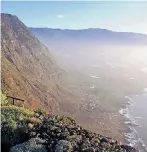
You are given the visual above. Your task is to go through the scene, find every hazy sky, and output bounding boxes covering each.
[2,1,147,34]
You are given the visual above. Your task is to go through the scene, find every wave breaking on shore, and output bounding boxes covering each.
[119,95,147,152]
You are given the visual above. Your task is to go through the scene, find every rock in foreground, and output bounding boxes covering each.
[16,115,136,152]
[10,138,47,152]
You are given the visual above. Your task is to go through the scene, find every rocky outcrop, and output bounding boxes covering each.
[2,110,137,152]
[26,115,136,152]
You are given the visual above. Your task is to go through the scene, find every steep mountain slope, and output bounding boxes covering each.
[28,26,147,143]
[1,13,78,113]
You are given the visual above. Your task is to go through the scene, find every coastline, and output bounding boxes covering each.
[119,92,147,152]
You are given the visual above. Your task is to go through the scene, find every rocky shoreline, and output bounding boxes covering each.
[7,115,137,152]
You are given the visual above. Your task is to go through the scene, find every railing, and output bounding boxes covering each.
[6,96,25,106]
[4,96,51,115]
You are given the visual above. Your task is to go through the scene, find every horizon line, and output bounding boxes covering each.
[1,13,147,35]
[28,27,147,35]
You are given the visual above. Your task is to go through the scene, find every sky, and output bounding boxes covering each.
[1,1,147,34]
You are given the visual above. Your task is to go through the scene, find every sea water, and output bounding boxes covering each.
[119,89,147,152]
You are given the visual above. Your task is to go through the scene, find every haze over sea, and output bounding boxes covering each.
[2,1,147,151]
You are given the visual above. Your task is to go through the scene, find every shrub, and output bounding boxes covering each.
[34,108,46,116]
[0,90,9,105]
[27,117,41,124]
[1,105,34,117]
[1,106,35,148]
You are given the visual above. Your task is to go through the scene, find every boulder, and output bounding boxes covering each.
[55,140,72,152]
[121,145,137,152]
[82,147,95,152]
[10,138,47,152]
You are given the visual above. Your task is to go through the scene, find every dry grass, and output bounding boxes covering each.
[27,117,41,124]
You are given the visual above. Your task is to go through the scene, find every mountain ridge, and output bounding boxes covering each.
[29,27,147,36]
[1,13,79,114]
[29,27,147,46]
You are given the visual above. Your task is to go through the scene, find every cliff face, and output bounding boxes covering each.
[1,13,75,112]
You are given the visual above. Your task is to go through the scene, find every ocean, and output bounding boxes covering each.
[119,89,147,152]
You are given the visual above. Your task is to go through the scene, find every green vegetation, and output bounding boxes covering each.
[1,105,37,147]
[1,90,9,105]
[1,105,34,116]
[1,105,35,130]
[34,108,46,116]
[1,104,136,152]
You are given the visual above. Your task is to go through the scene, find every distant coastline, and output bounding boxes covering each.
[119,89,147,152]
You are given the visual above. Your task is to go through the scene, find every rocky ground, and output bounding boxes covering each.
[9,115,137,152]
